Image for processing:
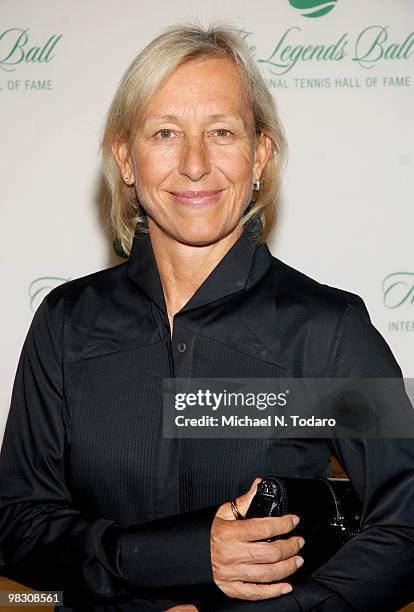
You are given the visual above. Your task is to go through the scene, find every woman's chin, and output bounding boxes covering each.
[148,214,242,247]
[171,225,235,247]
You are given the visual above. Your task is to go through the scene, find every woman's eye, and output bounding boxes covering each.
[213,128,233,137]
[155,129,175,139]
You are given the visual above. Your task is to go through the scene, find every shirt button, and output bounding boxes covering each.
[176,342,187,353]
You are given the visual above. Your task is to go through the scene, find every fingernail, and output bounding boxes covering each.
[281,585,292,595]
[297,537,305,548]
[292,516,300,527]
[296,557,304,568]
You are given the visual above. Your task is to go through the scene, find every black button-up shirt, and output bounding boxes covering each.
[1,222,414,611]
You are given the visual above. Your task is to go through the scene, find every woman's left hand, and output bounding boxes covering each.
[164,606,199,611]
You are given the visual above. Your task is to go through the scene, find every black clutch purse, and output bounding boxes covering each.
[245,476,362,581]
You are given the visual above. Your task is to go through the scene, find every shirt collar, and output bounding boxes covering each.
[126,217,273,314]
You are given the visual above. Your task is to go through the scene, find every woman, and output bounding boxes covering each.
[0,24,413,612]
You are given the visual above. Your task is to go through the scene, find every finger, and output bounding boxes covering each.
[214,478,263,521]
[226,581,293,601]
[238,554,304,583]
[239,536,305,564]
[237,514,300,542]
[234,477,263,517]
[214,502,236,521]
[165,608,198,611]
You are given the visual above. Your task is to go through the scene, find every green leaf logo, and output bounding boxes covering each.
[289,0,338,18]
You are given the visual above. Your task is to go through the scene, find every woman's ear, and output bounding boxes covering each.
[253,132,273,182]
[111,140,134,184]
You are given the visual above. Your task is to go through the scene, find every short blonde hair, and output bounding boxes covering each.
[101,22,287,256]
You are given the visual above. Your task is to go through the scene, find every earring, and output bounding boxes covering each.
[125,175,133,184]
[253,179,260,191]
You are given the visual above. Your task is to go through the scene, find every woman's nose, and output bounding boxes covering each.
[178,136,211,182]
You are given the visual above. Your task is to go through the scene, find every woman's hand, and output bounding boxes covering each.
[211,477,305,601]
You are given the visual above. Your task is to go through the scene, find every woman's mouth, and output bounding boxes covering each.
[169,190,222,207]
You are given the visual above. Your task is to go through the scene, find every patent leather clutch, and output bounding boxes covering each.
[245,476,362,580]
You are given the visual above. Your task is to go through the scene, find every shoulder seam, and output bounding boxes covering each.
[325,297,367,377]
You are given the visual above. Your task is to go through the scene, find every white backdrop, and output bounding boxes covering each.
[1,0,413,442]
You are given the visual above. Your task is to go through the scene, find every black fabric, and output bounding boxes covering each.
[1,221,414,611]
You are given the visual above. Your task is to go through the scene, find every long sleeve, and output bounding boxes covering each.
[0,296,220,606]
[206,297,414,612]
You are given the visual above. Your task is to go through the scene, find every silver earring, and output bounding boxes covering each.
[253,179,260,191]
[125,176,132,184]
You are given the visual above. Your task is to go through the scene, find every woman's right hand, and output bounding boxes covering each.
[210,478,305,601]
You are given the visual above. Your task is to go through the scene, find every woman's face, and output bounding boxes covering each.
[114,56,272,246]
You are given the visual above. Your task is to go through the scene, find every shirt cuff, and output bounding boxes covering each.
[120,504,220,588]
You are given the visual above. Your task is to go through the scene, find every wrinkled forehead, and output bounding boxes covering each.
[134,56,254,134]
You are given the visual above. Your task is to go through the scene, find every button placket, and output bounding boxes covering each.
[170,321,195,378]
